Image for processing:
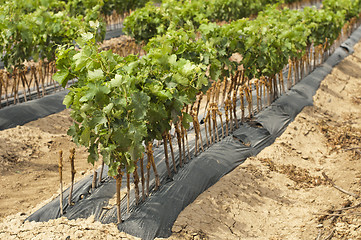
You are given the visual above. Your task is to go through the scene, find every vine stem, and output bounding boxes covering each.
[162,133,172,177]
[58,150,63,216]
[116,167,123,224]
[168,132,177,173]
[68,148,76,206]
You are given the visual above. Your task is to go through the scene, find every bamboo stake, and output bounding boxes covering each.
[180,122,187,163]
[239,86,245,122]
[211,104,219,142]
[175,122,183,168]
[255,80,260,112]
[207,110,213,144]
[58,150,64,216]
[116,166,123,223]
[224,98,230,136]
[183,123,190,162]
[217,108,225,139]
[92,169,97,191]
[133,160,140,205]
[193,112,199,156]
[222,76,228,106]
[204,115,210,147]
[232,91,239,128]
[126,171,130,213]
[228,96,234,132]
[162,133,172,177]
[279,71,285,94]
[140,155,145,201]
[273,75,278,100]
[19,71,27,102]
[12,70,17,105]
[295,59,299,83]
[203,88,212,119]
[168,132,177,173]
[68,148,76,206]
[146,148,151,196]
[193,110,204,153]
[287,59,292,90]
[98,160,104,185]
[259,78,263,110]
[147,142,160,190]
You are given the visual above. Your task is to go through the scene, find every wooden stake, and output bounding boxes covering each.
[180,122,187,163]
[68,148,76,206]
[217,109,224,139]
[146,150,151,196]
[175,122,183,168]
[168,132,177,173]
[147,142,160,190]
[92,168,97,191]
[139,155,145,201]
[162,133,172,177]
[98,160,104,186]
[204,115,210,147]
[183,124,190,162]
[207,111,213,144]
[133,160,140,205]
[58,150,64,216]
[279,71,285,94]
[232,91,239,128]
[126,172,130,213]
[116,167,123,224]
[224,99,230,136]
[287,59,292,90]
[228,96,234,132]
[240,86,245,122]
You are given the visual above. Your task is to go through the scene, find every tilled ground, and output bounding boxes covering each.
[1,40,361,240]
[167,43,361,240]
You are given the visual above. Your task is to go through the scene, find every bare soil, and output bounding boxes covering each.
[168,44,361,240]
[0,42,361,239]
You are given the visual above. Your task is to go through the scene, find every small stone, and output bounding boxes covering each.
[301,156,309,160]
[172,225,183,233]
[317,224,323,228]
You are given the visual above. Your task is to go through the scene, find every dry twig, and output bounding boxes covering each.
[322,172,359,199]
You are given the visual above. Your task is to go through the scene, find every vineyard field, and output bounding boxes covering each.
[1,0,361,239]
[0,37,360,240]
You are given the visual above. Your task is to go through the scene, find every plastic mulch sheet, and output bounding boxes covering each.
[10,24,361,240]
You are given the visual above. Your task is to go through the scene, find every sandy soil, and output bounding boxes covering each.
[168,45,361,239]
[0,43,360,239]
[0,109,103,218]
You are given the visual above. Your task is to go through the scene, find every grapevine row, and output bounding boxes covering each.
[123,0,320,42]
[56,0,361,222]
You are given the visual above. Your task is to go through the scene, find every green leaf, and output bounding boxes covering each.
[110,74,124,88]
[131,91,150,119]
[182,112,193,129]
[103,103,114,114]
[88,144,99,165]
[88,69,104,81]
[53,69,69,88]
[173,73,188,85]
[63,93,73,108]
[80,127,91,145]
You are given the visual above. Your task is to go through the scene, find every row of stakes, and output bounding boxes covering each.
[54,16,361,222]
